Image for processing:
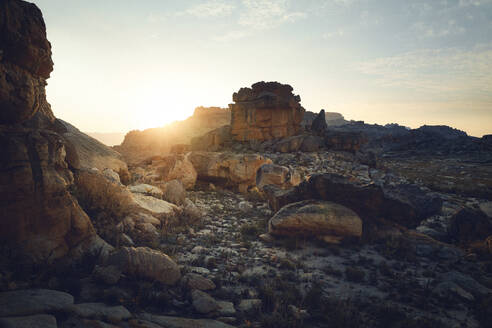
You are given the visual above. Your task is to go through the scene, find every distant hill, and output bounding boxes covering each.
[115,106,231,163]
[86,132,126,146]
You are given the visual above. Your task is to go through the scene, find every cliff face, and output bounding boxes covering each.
[0,0,101,262]
[229,81,305,142]
[0,0,53,124]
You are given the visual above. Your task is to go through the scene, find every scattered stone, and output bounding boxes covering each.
[238,201,253,212]
[191,290,219,314]
[107,247,181,285]
[217,301,236,316]
[0,314,57,328]
[0,289,74,317]
[237,299,262,313]
[183,273,216,291]
[137,313,235,328]
[66,303,132,322]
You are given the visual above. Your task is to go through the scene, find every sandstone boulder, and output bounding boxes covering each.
[267,173,442,228]
[107,247,181,285]
[189,151,272,192]
[256,164,301,191]
[150,153,197,189]
[268,200,362,243]
[230,81,305,141]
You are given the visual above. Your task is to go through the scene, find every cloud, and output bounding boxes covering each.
[182,0,235,18]
[411,20,466,38]
[459,0,492,6]
[212,30,251,42]
[323,28,345,39]
[238,0,307,30]
[354,44,492,96]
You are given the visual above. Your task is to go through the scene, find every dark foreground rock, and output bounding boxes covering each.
[266,173,442,228]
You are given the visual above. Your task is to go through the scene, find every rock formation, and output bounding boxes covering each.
[189,151,272,192]
[310,109,328,135]
[229,81,305,141]
[265,173,442,228]
[0,0,98,262]
[0,0,53,124]
[59,120,130,184]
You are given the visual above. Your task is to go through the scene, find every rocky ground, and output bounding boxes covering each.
[1,148,491,328]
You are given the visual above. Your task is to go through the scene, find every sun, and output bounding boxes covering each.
[134,90,197,130]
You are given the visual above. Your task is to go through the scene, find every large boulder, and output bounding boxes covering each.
[150,153,197,189]
[256,164,301,191]
[266,173,442,228]
[230,81,305,141]
[107,247,181,285]
[268,200,362,243]
[189,151,272,192]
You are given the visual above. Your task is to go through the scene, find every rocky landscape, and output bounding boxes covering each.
[1,1,492,327]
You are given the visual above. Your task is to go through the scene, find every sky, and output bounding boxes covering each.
[32,0,492,137]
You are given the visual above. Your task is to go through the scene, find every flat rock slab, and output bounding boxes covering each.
[66,302,132,322]
[138,313,235,328]
[0,314,57,328]
[0,289,73,317]
[132,193,180,216]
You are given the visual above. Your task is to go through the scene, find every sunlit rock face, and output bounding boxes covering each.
[0,0,96,262]
[229,81,305,142]
[116,106,231,164]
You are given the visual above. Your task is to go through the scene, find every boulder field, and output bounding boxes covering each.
[1,0,491,327]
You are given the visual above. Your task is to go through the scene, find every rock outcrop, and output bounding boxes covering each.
[0,0,53,124]
[59,119,130,184]
[189,152,272,192]
[229,81,305,141]
[0,0,97,262]
[268,200,363,243]
[311,109,328,135]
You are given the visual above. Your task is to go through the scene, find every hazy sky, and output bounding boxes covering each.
[33,0,492,137]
